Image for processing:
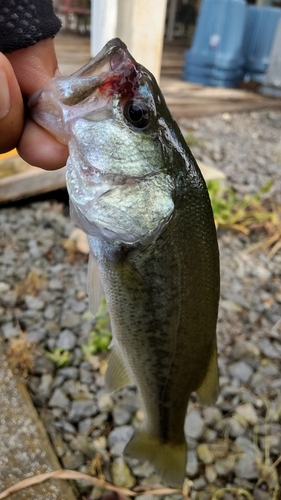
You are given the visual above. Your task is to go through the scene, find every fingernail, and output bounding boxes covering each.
[0,70,11,119]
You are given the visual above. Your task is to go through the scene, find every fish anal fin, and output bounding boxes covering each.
[105,348,134,393]
[124,428,187,488]
[196,344,219,405]
[87,252,104,316]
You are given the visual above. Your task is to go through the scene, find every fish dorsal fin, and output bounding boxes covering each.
[196,343,219,405]
[87,252,104,316]
[105,347,134,393]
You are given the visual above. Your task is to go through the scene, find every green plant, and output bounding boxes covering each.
[207,180,275,234]
[83,297,112,357]
[207,180,281,256]
[46,348,70,367]
[185,131,206,148]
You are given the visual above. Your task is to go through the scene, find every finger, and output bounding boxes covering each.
[6,38,60,95]
[0,53,24,154]
[18,118,68,170]
[7,39,69,169]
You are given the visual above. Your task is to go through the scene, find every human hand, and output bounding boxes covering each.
[0,39,68,170]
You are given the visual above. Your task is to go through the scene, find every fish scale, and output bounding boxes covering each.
[29,37,220,488]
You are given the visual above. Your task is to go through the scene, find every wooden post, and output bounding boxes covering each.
[90,0,118,56]
[166,0,178,42]
[116,0,167,82]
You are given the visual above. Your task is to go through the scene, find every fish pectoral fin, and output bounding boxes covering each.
[196,343,219,405]
[105,348,134,393]
[87,252,104,316]
[124,428,187,488]
[120,259,147,295]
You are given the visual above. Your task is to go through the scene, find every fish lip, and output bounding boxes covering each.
[30,38,134,105]
[28,38,137,143]
[73,38,131,79]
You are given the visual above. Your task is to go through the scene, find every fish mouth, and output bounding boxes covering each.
[28,38,139,144]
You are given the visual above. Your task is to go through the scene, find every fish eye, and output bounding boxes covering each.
[123,99,151,130]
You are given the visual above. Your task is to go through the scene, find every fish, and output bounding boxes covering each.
[29,38,220,488]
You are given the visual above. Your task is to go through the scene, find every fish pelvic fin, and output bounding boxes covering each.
[124,428,187,488]
[196,343,219,405]
[105,347,134,393]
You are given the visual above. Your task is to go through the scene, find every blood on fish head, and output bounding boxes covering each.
[28,39,145,144]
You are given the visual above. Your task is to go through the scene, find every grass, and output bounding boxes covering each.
[82,297,112,358]
[46,347,70,367]
[207,180,281,256]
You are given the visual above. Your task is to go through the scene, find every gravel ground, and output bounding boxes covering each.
[1,109,281,500]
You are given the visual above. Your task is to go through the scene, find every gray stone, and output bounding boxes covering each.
[51,374,65,389]
[235,403,259,425]
[184,410,204,440]
[57,366,79,380]
[98,393,114,413]
[228,361,254,382]
[48,388,70,410]
[60,311,81,329]
[68,400,98,423]
[49,278,63,291]
[31,355,55,375]
[44,306,57,321]
[57,420,76,434]
[224,417,246,438]
[25,329,46,344]
[2,323,20,339]
[113,406,132,426]
[192,476,207,490]
[203,407,222,427]
[233,436,262,460]
[73,347,84,365]
[62,379,83,397]
[80,367,95,385]
[25,295,45,311]
[186,449,199,478]
[0,282,10,293]
[234,455,259,480]
[132,461,155,478]
[259,339,279,359]
[45,320,60,336]
[38,373,54,397]
[56,329,77,350]
[1,291,17,307]
[61,450,85,470]
[78,417,94,435]
[215,455,236,476]
[259,434,281,456]
[114,387,140,413]
[108,425,134,452]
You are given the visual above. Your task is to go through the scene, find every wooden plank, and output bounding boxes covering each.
[0,164,66,204]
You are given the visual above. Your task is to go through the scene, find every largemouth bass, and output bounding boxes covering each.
[29,39,220,488]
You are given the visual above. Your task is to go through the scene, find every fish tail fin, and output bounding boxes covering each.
[124,428,187,488]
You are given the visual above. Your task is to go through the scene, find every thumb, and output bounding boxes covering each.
[6,38,60,95]
[6,39,68,170]
[0,54,24,154]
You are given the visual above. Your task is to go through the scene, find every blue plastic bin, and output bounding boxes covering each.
[183,0,246,87]
[183,64,244,87]
[243,6,281,82]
